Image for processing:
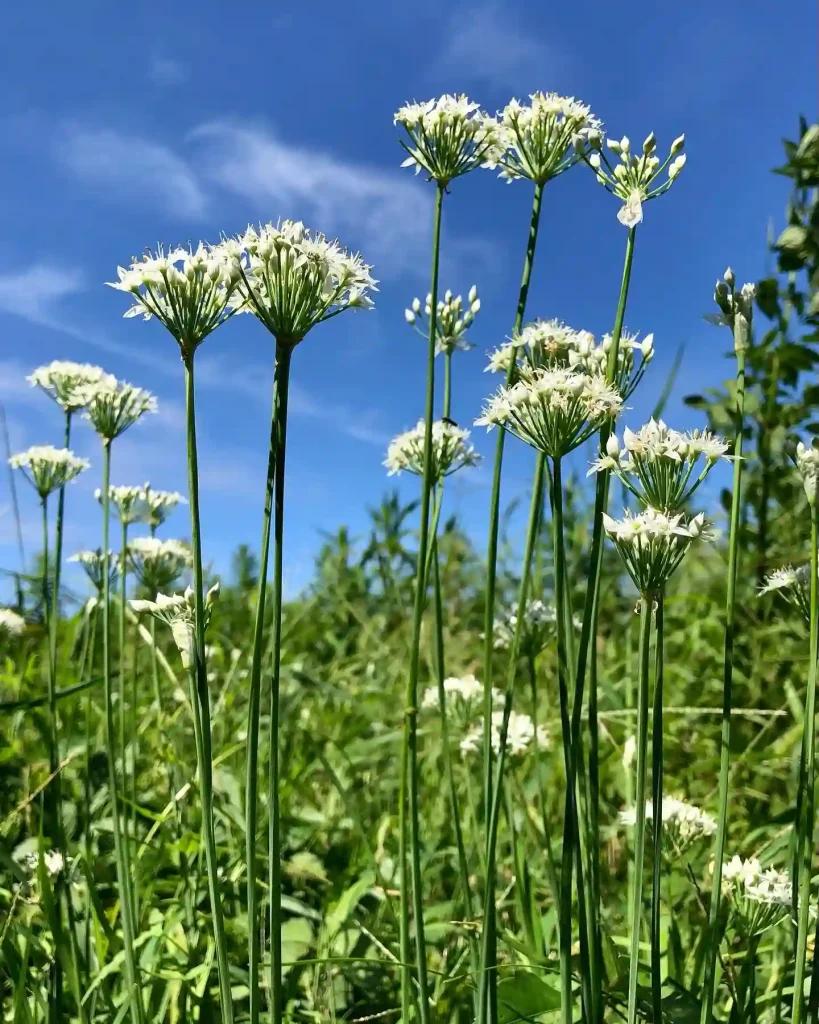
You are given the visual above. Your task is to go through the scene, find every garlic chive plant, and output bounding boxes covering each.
[405,286,481,404]
[220,219,375,1024]
[384,420,479,479]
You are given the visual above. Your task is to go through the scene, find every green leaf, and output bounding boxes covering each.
[281,917,314,970]
[497,971,561,1023]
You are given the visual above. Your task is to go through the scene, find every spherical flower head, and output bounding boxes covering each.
[721,856,792,936]
[406,286,481,356]
[384,419,480,481]
[225,220,376,345]
[26,361,116,412]
[9,445,90,498]
[796,441,819,504]
[107,243,240,359]
[68,548,118,591]
[128,537,192,591]
[706,271,755,352]
[79,380,157,441]
[492,598,557,656]
[602,507,708,593]
[475,366,622,457]
[395,94,499,185]
[460,709,549,758]
[759,564,811,623]
[130,582,219,668]
[137,484,187,529]
[588,418,730,511]
[0,607,26,639]
[486,92,600,184]
[95,485,144,525]
[581,131,686,227]
[619,796,716,854]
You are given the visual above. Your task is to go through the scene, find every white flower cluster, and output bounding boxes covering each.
[589,419,730,511]
[131,583,219,669]
[69,549,118,590]
[421,674,503,713]
[460,709,549,758]
[476,367,622,457]
[9,445,90,498]
[491,599,557,655]
[108,244,240,358]
[95,485,144,525]
[602,508,708,593]
[27,361,115,412]
[395,94,499,184]
[486,92,600,184]
[579,131,686,228]
[796,441,819,505]
[405,286,481,355]
[129,537,192,590]
[721,856,792,936]
[706,269,755,353]
[384,419,479,481]
[81,380,157,441]
[619,796,716,851]
[759,565,811,623]
[0,608,26,638]
[139,484,187,529]
[227,220,376,344]
[20,849,66,877]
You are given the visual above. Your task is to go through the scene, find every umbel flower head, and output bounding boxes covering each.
[486,92,600,184]
[706,268,755,353]
[225,220,376,345]
[27,361,115,412]
[80,379,157,441]
[95,485,144,525]
[603,507,708,594]
[759,565,811,623]
[491,599,558,657]
[405,286,480,355]
[384,419,479,481]
[107,243,240,359]
[130,582,219,668]
[129,537,192,591]
[589,418,730,511]
[0,608,26,639]
[476,366,622,457]
[460,709,549,758]
[619,796,716,853]
[9,445,90,498]
[394,94,498,185]
[421,676,503,722]
[138,484,187,530]
[68,549,118,591]
[796,441,819,505]
[568,330,655,400]
[721,856,792,936]
[578,130,686,227]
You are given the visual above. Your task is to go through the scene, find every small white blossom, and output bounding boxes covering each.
[80,380,157,441]
[796,441,819,504]
[9,445,90,498]
[395,94,499,184]
[603,507,709,593]
[484,342,519,375]
[0,608,26,638]
[130,583,219,668]
[460,709,549,758]
[27,361,116,412]
[384,420,479,480]
[721,856,792,936]
[407,286,481,355]
[759,565,811,623]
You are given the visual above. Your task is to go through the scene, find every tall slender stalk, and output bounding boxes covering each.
[651,592,665,1024]
[792,502,819,1024]
[246,361,281,1024]
[399,182,444,1024]
[700,341,748,1024]
[266,341,293,1024]
[100,441,144,1024]
[182,355,235,1024]
[626,596,653,1024]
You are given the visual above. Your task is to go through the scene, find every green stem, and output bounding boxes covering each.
[183,355,235,1024]
[100,441,144,1024]
[443,351,452,420]
[267,341,293,1024]
[527,652,561,921]
[626,595,653,1024]
[700,344,747,1024]
[399,182,444,1024]
[651,593,664,1024]
[793,503,819,1024]
[478,451,546,1024]
[246,356,281,1024]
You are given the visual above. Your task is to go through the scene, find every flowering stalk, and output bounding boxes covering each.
[398,182,444,1024]
[650,592,664,1024]
[700,272,753,1024]
[182,354,235,1023]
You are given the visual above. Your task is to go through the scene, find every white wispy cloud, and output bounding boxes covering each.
[55,124,208,219]
[0,264,87,323]
[435,2,570,91]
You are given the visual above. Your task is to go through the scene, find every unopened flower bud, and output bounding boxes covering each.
[640,334,654,358]
[589,152,601,170]
[642,132,656,154]
[411,297,421,314]
[724,267,735,288]
[668,154,686,179]
[444,289,452,303]
[587,129,602,150]
[606,434,620,458]
[670,134,685,154]
[607,139,621,154]
[468,285,478,304]
[620,136,630,153]
[405,309,416,324]
[471,299,481,315]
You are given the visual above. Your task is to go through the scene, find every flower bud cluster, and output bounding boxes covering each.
[491,598,557,656]
[619,796,716,852]
[80,380,157,441]
[130,582,219,669]
[9,445,90,498]
[706,269,755,353]
[384,419,479,481]
[405,286,480,355]
[395,94,499,184]
[721,856,792,936]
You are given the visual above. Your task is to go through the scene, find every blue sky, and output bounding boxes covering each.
[0,0,815,601]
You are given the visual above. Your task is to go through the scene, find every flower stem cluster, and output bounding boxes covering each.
[130,582,219,668]
[578,130,686,227]
[384,419,479,481]
[129,537,192,591]
[405,286,480,355]
[721,856,792,936]
[9,445,90,498]
[27,361,115,412]
[80,380,157,442]
[602,508,708,594]
[394,95,498,185]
